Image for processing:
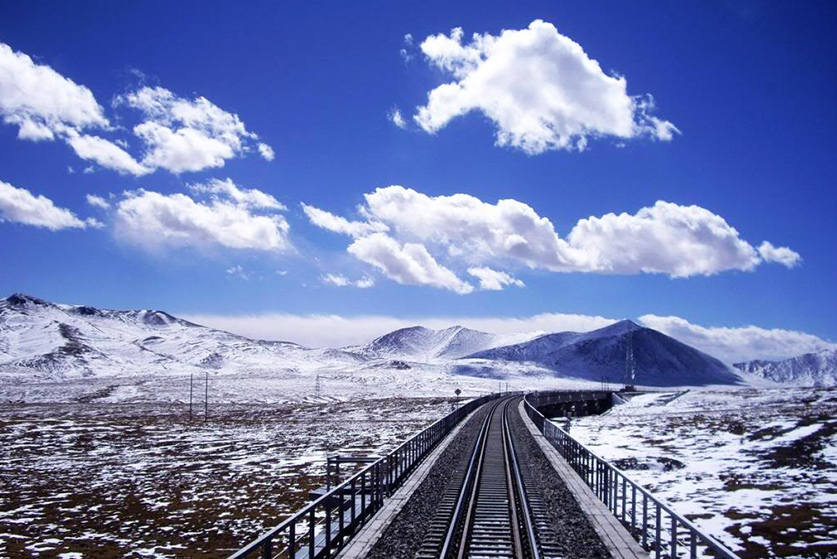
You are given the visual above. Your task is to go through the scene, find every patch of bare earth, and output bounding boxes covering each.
[0,398,452,558]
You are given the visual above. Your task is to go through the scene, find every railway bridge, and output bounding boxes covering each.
[228,391,739,559]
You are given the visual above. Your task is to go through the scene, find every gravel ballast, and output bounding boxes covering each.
[364,403,491,559]
[508,398,612,558]
[363,397,612,559]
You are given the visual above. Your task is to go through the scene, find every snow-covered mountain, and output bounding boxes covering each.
[461,320,742,387]
[0,294,764,402]
[348,325,536,363]
[0,293,363,380]
[734,350,837,387]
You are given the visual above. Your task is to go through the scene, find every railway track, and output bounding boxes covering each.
[415,397,560,559]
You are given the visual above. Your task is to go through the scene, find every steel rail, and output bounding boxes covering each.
[438,398,500,559]
[503,401,541,559]
[448,397,540,559]
[501,403,525,559]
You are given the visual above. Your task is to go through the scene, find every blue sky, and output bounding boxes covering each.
[0,1,835,355]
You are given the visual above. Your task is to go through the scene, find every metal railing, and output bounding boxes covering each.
[523,392,740,559]
[228,393,503,559]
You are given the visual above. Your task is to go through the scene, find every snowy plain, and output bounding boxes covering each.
[570,387,837,559]
[0,398,454,558]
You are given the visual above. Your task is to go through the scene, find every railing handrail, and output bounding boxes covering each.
[523,392,740,559]
[228,392,512,559]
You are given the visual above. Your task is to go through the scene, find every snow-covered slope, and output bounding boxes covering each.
[734,350,837,387]
[347,325,536,363]
[463,320,742,387]
[0,293,363,380]
[0,294,760,401]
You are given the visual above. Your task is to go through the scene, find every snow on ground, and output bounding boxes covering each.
[0,398,453,558]
[569,387,837,559]
[0,360,601,405]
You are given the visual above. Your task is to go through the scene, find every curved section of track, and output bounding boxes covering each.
[415,397,560,559]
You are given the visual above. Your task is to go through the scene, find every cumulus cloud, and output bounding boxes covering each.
[566,201,762,277]
[757,241,801,268]
[304,185,801,292]
[0,44,273,175]
[639,315,837,364]
[190,178,285,210]
[183,311,618,348]
[0,42,108,141]
[348,233,474,294]
[0,42,150,175]
[321,273,375,289]
[0,179,98,230]
[113,180,290,253]
[86,194,111,210]
[302,203,388,237]
[117,86,270,174]
[257,142,275,161]
[388,107,407,129]
[412,20,678,154]
[468,267,524,290]
[65,133,150,176]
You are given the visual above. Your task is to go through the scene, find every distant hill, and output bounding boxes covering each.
[346,325,536,363]
[1,293,757,393]
[734,350,837,387]
[0,293,363,380]
[463,320,742,387]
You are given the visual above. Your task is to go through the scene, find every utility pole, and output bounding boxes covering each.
[204,371,209,423]
[315,373,321,400]
[189,373,193,422]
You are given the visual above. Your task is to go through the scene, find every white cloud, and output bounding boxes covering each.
[413,20,678,154]
[321,273,376,289]
[182,311,617,348]
[113,180,290,253]
[639,315,837,364]
[348,232,474,294]
[355,276,375,289]
[86,194,111,210]
[0,42,150,176]
[306,185,801,291]
[0,45,273,175]
[566,201,762,277]
[117,86,267,173]
[65,133,150,176]
[257,142,275,161]
[388,107,407,129]
[226,265,250,280]
[468,267,524,290]
[0,179,96,230]
[190,178,285,210]
[400,34,415,63]
[302,203,388,237]
[0,42,108,141]
[757,241,801,268]
[322,273,350,287]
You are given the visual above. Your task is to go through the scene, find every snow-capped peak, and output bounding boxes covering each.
[734,349,837,387]
[347,325,537,363]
